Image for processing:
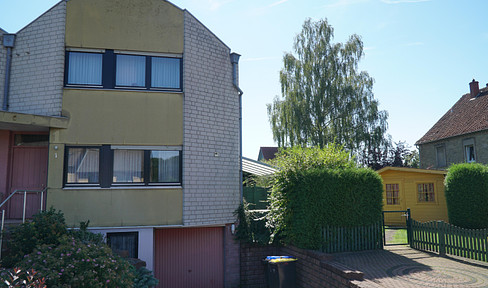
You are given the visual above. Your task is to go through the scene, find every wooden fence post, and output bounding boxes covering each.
[438,221,446,257]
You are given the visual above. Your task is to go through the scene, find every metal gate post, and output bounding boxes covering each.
[406,208,412,246]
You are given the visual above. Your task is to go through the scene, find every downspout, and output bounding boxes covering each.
[2,34,15,111]
[230,53,244,204]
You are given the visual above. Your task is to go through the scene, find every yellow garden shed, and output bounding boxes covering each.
[377,167,448,226]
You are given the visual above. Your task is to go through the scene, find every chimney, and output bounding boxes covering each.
[469,79,479,98]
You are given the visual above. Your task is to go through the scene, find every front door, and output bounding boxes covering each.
[6,134,48,219]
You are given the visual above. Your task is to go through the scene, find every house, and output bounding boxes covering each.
[416,79,488,169]
[378,167,448,225]
[257,146,278,162]
[0,1,241,287]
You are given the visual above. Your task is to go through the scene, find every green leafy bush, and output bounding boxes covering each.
[133,267,159,288]
[234,202,271,245]
[3,208,67,267]
[445,163,488,228]
[18,236,134,288]
[267,146,383,249]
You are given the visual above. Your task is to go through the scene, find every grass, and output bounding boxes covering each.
[392,229,407,244]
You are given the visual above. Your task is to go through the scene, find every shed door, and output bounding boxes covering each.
[154,227,224,288]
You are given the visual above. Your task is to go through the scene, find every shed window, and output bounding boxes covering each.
[385,184,399,205]
[418,183,435,202]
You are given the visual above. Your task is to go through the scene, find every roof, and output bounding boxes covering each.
[258,147,279,161]
[416,86,488,145]
[242,157,277,176]
[377,166,447,175]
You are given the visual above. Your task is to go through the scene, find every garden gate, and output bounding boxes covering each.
[382,208,411,246]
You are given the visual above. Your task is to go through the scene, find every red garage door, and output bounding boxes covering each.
[154,227,224,288]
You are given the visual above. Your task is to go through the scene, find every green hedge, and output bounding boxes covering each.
[445,163,488,229]
[268,167,383,250]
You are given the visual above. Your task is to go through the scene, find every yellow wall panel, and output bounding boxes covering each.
[66,0,183,53]
[57,89,183,145]
[47,188,183,227]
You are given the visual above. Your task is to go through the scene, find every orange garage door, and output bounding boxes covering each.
[154,227,224,288]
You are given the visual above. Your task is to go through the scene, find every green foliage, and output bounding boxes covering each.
[267,18,389,159]
[445,163,488,229]
[267,146,382,249]
[18,236,134,288]
[0,268,46,288]
[133,267,159,288]
[68,221,105,246]
[3,208,67,267]
[234,202,271,245]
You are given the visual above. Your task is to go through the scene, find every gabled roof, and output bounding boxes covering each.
[377,166,447,175]
[416,86,488,145]
[258,147,279,161]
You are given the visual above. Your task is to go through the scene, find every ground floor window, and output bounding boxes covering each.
[107,232,138,258]
[385,184,399,205]
[418,183,435,202]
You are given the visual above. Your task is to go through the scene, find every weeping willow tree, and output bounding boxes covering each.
[267,18,389,160]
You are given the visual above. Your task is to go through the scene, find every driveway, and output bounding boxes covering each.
[332,245,488,287]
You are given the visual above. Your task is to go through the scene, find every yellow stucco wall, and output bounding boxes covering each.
[48,188,182,228]
[380,169,448,225]
[66,0,183,53]
[53,89,183,145]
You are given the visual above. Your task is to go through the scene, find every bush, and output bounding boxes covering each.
[18,236,134,288]
[445,163,488,229]
[234,202,271,245]
[0,268,46,288]
[3,208,67,268]
[133,267,159,288]
[267,146,383,249]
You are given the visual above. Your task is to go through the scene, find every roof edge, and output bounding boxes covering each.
[377,166,447,175]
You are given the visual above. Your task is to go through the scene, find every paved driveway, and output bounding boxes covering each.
[333,245,488,288]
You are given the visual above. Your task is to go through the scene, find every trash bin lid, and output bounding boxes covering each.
[266,256,293,260]
[269,258,297,263]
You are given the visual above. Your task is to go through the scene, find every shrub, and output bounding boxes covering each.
[267,146,382,249]
[234,201,271,245]
[0,268,46,288]
[133,267,159,288]
[18,236,134,288]
[3,208,67,268]
[445,163,488,228]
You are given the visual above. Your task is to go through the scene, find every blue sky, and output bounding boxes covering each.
[1,0,487,159]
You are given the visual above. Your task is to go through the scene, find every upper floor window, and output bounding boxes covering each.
[67,52,102,86]
[418,183,435,203]
[64,145,182,188]
[65,50,182,91]
[435,145,446,168]
[463,138,476,163]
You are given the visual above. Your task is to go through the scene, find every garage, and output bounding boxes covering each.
[154,227,224,288]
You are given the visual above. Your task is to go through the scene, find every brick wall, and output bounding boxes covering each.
[8,2,65,116]
[182,11,240,226]
[241,244,364,288]
[224,224,240,288]
[419,130,488,169]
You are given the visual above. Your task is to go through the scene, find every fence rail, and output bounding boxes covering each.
[411,220,488,262]
[321,221,383,253]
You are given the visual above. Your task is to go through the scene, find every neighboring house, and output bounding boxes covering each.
[416,80,488,169]
[0,1,241,287]
[378,167,448,225]
[257,146,278,162]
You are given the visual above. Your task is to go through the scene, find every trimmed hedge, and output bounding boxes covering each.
[268,167,383,250]
[445,163,488,229]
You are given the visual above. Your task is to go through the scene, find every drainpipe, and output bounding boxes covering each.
[2,34,15,111]
[230,53,244,204]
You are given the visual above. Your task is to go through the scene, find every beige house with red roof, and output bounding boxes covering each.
[416,80,488,169]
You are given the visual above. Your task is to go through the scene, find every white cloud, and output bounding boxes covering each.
[405,42,424,46]
[323,0,370,9]
[206,0,235,11]
[381,0,431,4]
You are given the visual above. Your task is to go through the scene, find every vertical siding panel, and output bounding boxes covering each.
[155,227,224,288]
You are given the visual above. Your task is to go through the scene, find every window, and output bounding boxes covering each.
[463,138,476,163]
[64,146,181,187]
[435,145,446,168]
[418,183,435,202]
[67,52,102,86]
[385,184,399,205]
[107,232,138,258]
[65,50,182,91]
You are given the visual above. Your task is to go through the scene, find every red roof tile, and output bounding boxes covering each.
[416,87,488,145]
